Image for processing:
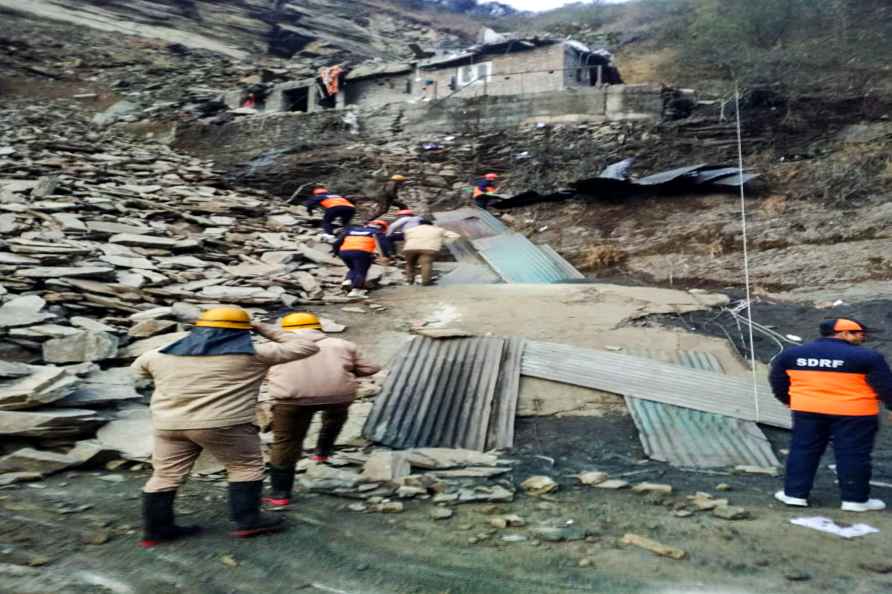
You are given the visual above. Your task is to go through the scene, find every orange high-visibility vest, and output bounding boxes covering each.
[342,235,377,253]
[788,370,880,416]
[321,195,354,209]
[473,185,496,198]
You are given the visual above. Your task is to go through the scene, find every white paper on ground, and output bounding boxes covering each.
[790,516,879,539]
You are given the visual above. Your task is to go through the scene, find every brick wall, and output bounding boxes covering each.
[418,44,574,100]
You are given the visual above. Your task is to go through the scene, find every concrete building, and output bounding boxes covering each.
[226,36,622,115]
[415,38,620,101]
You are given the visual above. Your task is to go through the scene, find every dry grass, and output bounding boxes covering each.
[572,244,627,272]
[759,195,788,216]
[614,47,679,85]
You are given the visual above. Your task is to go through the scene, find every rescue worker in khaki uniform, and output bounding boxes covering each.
[131,307,323,547]
[332,220,393,297]
[402,219,459,286]
[304,187,356,238]
[770,318,892,512]
[263,312,381,507]
[367,174,410,220]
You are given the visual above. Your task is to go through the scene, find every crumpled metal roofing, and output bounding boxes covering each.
[346,62,412,80]
[363,336,521,450]
[472,234,584,284]
[625,349,780,468]
[521,341,791,428]
[434,208,507,240]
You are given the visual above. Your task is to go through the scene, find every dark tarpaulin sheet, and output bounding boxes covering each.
[493,162,759,210]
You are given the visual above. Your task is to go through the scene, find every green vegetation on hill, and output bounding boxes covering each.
[502,0,891,97]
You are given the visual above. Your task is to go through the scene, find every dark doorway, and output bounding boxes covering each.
[283,87,309,112]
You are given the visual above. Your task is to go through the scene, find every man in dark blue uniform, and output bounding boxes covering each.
[770,318,892,512]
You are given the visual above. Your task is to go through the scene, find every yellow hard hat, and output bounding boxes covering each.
[194,306,252,330]
[281,312,322,331]
[390,175,408,182]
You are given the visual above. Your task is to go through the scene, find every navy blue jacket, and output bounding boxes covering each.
[769,338,892,415]
[331,225,393,258]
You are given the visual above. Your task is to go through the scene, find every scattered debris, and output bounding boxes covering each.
[576,471,609,486]
[621,533,687,560]
[521,476,558,496]
[790,517,879,539]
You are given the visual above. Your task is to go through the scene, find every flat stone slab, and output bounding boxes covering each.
[0,295,55,328]
[0,409,105,438]
[15,266,114,279]
[109,234,178,248]
[0,365,79,410]
[43,331,119,364]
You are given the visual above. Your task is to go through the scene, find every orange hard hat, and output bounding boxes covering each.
[312,187,329,195]
[368,220,389,232]
[484,173,498,181]
[395,209,415,217]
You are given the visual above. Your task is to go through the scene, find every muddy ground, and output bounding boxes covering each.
[2,413,892,594]
[4,284,892,594]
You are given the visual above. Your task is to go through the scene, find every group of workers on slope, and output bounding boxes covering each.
[303,174,463,295]
[133,306,380,547]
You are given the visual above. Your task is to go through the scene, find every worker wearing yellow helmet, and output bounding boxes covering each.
[367,173,411,220]
[131,306,325,547]
[262,311,381,507]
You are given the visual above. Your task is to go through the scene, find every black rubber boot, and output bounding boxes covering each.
[263,465,295,507]
[229,481,286,538]
[140,491,202,548]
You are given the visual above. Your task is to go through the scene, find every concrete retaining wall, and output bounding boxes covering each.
[175,84,663,166]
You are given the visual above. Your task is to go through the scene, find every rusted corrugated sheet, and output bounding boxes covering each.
[625,349,780,468]
[487,337,524,449]
[363,336,507,450]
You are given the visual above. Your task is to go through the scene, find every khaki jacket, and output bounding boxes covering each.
[403,224,459,253]
[266,333,381,406]
[132,323,320,430]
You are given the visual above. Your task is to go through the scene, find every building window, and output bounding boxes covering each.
[456,62,492,87]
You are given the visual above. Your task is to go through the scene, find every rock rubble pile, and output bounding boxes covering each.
[0,102,402,478]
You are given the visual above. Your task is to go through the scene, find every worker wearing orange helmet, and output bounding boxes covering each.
[368,174,410,220]
[331,220,393,297]
[472,172,501,210]
[303,186,355,237]
[263,312,381,507]
[131,307,323,547]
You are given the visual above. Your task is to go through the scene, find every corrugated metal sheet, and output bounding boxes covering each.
[521,341,791,428]
[472,234,584,284]
[624,349,779,468]
[362,337,506,450]
[434,208,507,240]
[539,245,586,280]
[636,164,706,185]
[487,337,524,449]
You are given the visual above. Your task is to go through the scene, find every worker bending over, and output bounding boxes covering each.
[402,219,459,286]
[368,174,410,220]
[770,318,892,512]
[264,312,381,507]
[386,209,423,242]
[332,220,393,297]
[472,172,500,210]
[131,307,322,547]
[304,187,355,238]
